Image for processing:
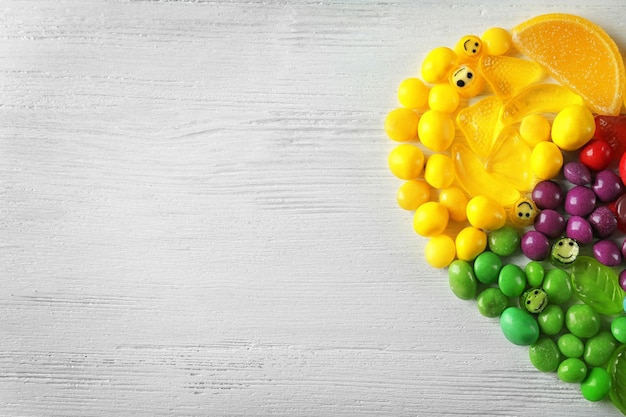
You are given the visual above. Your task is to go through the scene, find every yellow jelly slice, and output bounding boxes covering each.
[451,143,521,206]
[500,83,583,125]
[512,13,625,115]
[479,55,545,100]
[485,127,534,192]
[456,96,503,158]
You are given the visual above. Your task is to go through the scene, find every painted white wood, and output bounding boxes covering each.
[1,1,625,416]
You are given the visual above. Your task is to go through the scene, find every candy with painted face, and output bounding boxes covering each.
[454,35,483,62]
[450,64,484,98]
[551,237,579,267]
[521,288,548,314]
[511,197,538,227]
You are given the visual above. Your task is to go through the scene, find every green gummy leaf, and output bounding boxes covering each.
[570,256,626,315]
[607,345,626,415]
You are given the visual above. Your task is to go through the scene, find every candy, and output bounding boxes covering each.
[454,35,483,62]
[520,288,548,314]
[385,108,420,142]
[438,186,468,222]
[581,367,611,402]
[620,152,626,188]
[510,197,538,227]
[487,226,519,256]
[564,185,596,217]
[591,170,623,203]
[397,180,431,211]
[612,317,626,344]
[388,144,425,180]
[533,209,565,239]
[500,307,540,346]
[485,127,534,192]
[427,83,460,113]
[571,256,626,315]
[450,64,484,98]
[417,110,455,152]
[551,237,579,267]
[456,96,502,158]
[537,305,564,335]
[566,304,601,339]
[424,153,455,189]
[413,202,449,237]
[480,27,511,56]
[500,83,582,125]
[593,239,622,266]
[558,334,584,358]
[542,268,572,305]
[580,140,613,171]
[530,141,563,180]
[525,261,545,287]
[583,330,618,367]
[512,13,626,115]
[519,113,550,147]
[532,180,564,210]
[563,161,591,186]
[424,235,456,268]
[473,251,502,284]
[595,115,626,159]
[455,226,487,261]
[588,205,617,238]
[521,230,550,261]
[614,194,626,231]
[448,260,478,300]
[476,287,508,318]
[466,195,506,231]
[498,264,526,297]
[607,345,626,415]
[529,338,561,372]
[566,216,593,244]
[558,358,587,383]
[551,104,596,151]
[620,269,626,292]
[479,55,544,99]
[421,46,458,84]
[397,77,429,109]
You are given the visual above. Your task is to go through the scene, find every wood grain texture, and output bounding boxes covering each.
[1,1,626,416]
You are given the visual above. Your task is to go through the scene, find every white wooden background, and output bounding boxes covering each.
[1,1,626,416]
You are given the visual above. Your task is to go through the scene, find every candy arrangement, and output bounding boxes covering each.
[384,14,626,414]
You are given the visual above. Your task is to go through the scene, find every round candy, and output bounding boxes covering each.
[551,104,596,151]
[427,83,460,113]
[563,161,591,186]
[525,261,545,287]
[620,269,626,292]
[385,108,419,142]
[558,358,587,383]
[588,205,618,238]
[566,215,593,244]
[542,268,572,305]
[498,264,526,298]
[476,287,508,318]
[521,230,550,261]
[592,170,623,203]
[413,201,449,237]
[466,195,506,231]
[454,35,483,61]
[615,194,626,232]
[612,316,626,343]
[532,180,564,210]
[421,46,458,84]
[593,239,622,266]
[564,185,596,217]
[566,304,601,339]
[510,197,538,227]
[473,251,502,284]
[530,141,563,180]
[418,110,455,152]
[455,226,487,261]
[537,305,564,336]
[397,180,431,210]
[439,186,468,222]
[424,153,455,189]
[533,209,565,239]
[388,144,425,180]
[448,260,477,300]
[580,139,613,171]
[584,330,618,367]
[398,77,429,109]
[529,338,561,372]
[519,114,550,147]
[558,333,584,358]
[500,307,540,346]
[551,237,579,267]
[620,152,626,188]
[520,288,548,314]
[424,234,456,268]
[488,226,519,257]
[481,27,511,55]
[581,367,611,402]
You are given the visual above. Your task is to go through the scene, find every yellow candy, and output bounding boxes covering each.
[479,55,544,100]
[454,35,483,62]
[398,78,429,109]
[450,64,484,98]
[421,46,459,84]
[413,201,449,237]
[428,83,460,113]
[481,27,512,56]
[385,108,420,142]
[455,226,487,261]
[439,186,468,222]
[466,195,506,231]
[397,180,431,210]
[424,153,455,189]
[510,197,539,227]
[486,127,534,192]
[418,110,455,152]
[388,144,425,180]
[424,234,456,268]
[500,83,583,125]
[531,141,563,180]
[519,114,551,147]
[551,104,596,151]
[456,96,503,158]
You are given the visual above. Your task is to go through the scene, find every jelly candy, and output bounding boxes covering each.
[500,83,583,125]
[454,35,483,62]
[450,63,484,98]
[520,288,548,314]
[510,197,538,227]
[456,96,503,158]
[595,115,626,161]
[512,13,625,115]
[479,55,544,100]
[551,237,579,267]
[607,345,626,415]
[570,256,626,315]
[486,127,534,191]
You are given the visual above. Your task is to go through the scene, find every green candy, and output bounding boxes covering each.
[611,316,626,344]
[558,333,584,358]
[448,260,477,300]
[581,367,611,402]
[476,287,508,318]
[565,304,601,339]
[607,345,626,415]
[537,305,564,336]
[525,261,545,288]
[529,337,561,372]
[542,268,572,305]
[498,264,526,298]
[558,357,587,383]
[488,226,520,257]
[584,330,618,367]
[500,307,539,346]
[570,256,626,315]
[473,251,502,284]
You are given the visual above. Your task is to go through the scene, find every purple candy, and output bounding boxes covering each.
[565,185,596,217]
[620,269,626,292]
[588,205,618,238]
[593,239,622,266]
[532,180,564,210]
[621,238,626,260]
[566,215,594,244]
[564,161,592,185]
[534,209,566,239]
[592,170,624,203]
[521,230,550,261]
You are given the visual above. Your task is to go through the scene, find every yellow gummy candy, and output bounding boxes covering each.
[456,96,503,158]
[479,55,545,100]
[485,127,534,192]
[500,83,583,125]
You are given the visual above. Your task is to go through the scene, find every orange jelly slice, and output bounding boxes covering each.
[512,13,625,115]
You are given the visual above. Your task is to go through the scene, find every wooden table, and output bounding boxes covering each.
[2,1,625,416]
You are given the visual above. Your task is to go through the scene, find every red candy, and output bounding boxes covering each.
[579,139,613,171]
[620,152,626,186]
[594,115,626,161]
